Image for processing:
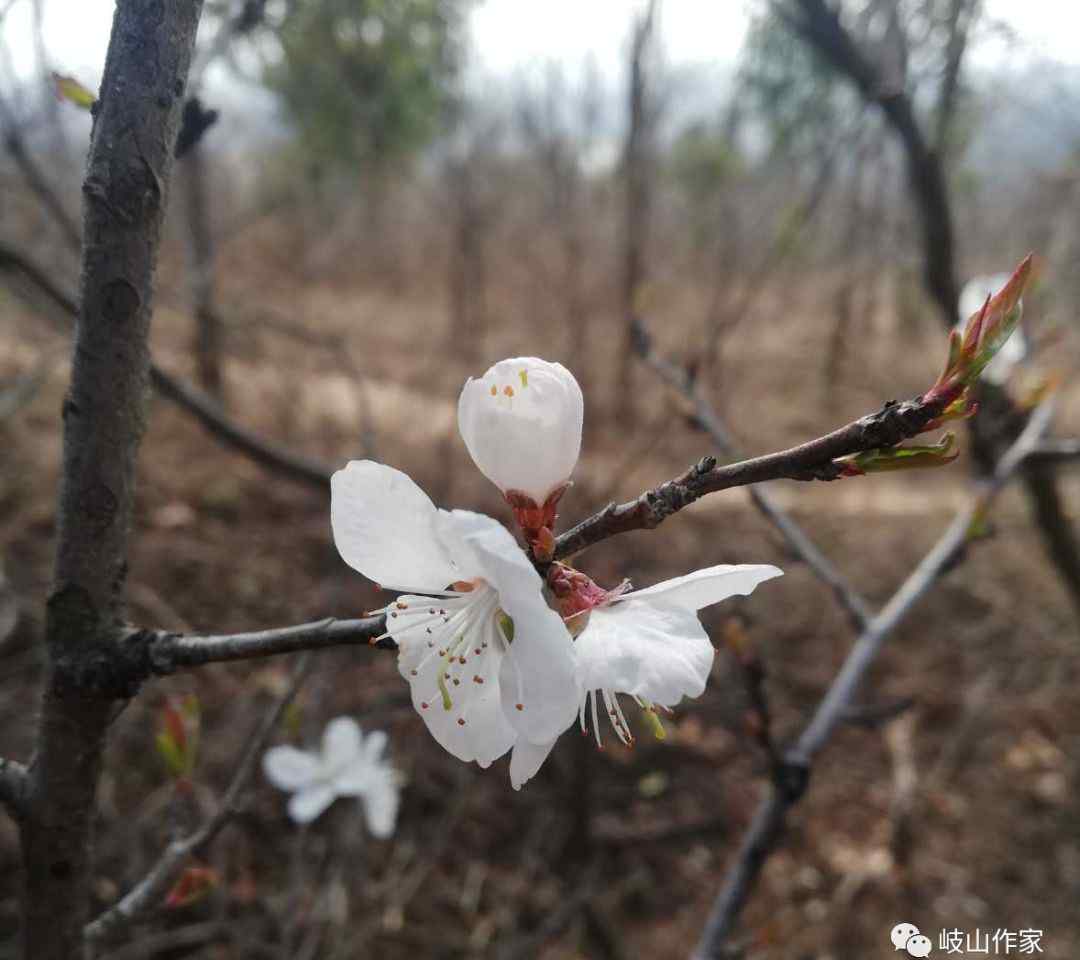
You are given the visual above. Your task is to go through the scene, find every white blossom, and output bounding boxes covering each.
[509,565,784,789]
[457,357,583,505]
[331,460,579,788]
[263,716,400,835]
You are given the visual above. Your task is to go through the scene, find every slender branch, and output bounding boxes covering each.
[692,399,1057,959]
[554,371,951,562]
[139,615,391,677]
[86,653,315,943]
[635,324,873,632]
[1026,439,1080,466]
[0,241,333,490]
[0,88,82,253]
[0,757,28,820]
[149,364,332,488]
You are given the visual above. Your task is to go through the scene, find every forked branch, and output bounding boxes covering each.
[692,399,1057,959]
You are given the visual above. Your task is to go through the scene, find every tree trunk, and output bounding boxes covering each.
[20,3,203,957]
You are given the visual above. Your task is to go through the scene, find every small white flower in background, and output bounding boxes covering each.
[331,461,579,789]
[263,716,400,835]
[458,357,583,552]
[957,273,1027,385]
[504,563,785,787]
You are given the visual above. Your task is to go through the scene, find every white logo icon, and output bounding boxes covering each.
[892,923,932,956]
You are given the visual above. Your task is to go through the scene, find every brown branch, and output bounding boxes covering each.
[554,371,951,562]
[137,616,391,678]
[691,399,1057,959]
[0,241,333,490]
[22,4,204,956]
[635,324,873,632]
[86,653,314,944]
[0,89,81,253]
[149,366,332,488]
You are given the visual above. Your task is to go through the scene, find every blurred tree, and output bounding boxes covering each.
[740,10,852,158]
[666,120,741,251]
[265,0,469,174]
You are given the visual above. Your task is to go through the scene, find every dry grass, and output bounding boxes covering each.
[1,205,1079,959]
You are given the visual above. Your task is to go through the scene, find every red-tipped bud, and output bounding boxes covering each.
[156,696,201,779]
[927,255,1034,403]
[165,865,218,909]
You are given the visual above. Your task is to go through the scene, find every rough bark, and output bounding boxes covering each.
[20,3,203,957]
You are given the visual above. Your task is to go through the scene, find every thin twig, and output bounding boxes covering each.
[0,87,81,252]
[692,398,1057,959]
[139,616,391,677]
[555,338,954,563]
[0,241,334,489]
[635,324,873,632]
[85,653,316,943]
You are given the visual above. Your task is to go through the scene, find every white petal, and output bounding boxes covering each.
[622,565,783,611]
[457,357,583,503]
[287,784,337,824]
[331,461,460,593]
[321,717,362,769]
[362,729,388,765]
[442,511,580,744]
[509,738,557,790]
[262,746,320,792]
[389,585,516,767]
[576,601,715,706]
[334,732,389,794]
[362,773,400,838]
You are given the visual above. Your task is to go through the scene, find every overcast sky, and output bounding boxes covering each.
[3,0,1078,89]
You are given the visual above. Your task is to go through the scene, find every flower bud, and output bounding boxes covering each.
[458,357,583,506]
